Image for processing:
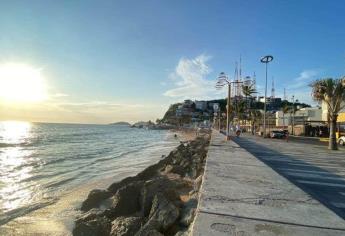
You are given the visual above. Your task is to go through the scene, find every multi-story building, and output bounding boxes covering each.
[275,107,322,127]
[195,100,207,111]
[258,97,282,111]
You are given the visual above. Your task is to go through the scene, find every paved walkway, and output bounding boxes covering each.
[233,133,345,219]
[192,130,345,236]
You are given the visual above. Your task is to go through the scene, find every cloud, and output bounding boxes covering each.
[284,69,319,105]
[288,69,319,89]
[163,54,223,100]
[295,70,318,81]
[0,99,164,124]
[57,101,147,110]
[52,93,69,97]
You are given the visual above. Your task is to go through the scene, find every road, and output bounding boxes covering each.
[231,133,345,219]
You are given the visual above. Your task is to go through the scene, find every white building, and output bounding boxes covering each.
[321,101,345,122]
[297,107,322,121]
[275,107,322,127]
[195,100,207,111]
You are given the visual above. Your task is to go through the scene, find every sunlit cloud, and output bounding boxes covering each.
[163,54,224,100]
[0,100,163,124]
[51,93,69,98]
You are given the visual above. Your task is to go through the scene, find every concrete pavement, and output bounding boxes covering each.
[232,133,345,220]
[192,130,345,235]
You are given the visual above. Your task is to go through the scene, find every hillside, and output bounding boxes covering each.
[109,122,131,126]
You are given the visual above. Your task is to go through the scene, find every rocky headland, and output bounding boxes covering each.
[73,132,210,236]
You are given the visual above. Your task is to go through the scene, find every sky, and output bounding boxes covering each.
[0,0,345,124]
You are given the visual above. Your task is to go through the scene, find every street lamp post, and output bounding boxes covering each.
[216,72,231,140]
[291,96,298,135]
[292,95,295,135]
[260,55,273,137]
[216,72,243,140]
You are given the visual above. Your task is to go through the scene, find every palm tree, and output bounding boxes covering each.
[236,100,246,120]
[310,78,345,150]
[242,84,257,108]
[281,105,290,129]
[249,109,262,135]
[242,84,257,129]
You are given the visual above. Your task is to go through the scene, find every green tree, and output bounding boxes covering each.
[242,84,256,110]
[242,84,256,127]
[310,78,345,150]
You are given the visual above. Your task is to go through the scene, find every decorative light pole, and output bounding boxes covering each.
[260,55,273,137]
[216,72,231,140]
[216,72,243,140]
[291,95,298,135]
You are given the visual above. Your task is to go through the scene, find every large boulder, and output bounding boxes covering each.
[148,193,179,231]
[81,189,112,211]
[135,192,180,236]
[194,175,203,191]
[175,228,190,236]
[164,164,186,176]
[108,176,138,193]
[135,223,164,236]
[110,216,143,236]
[75,208,104,224]
[104,181,143,219]
[140,177,180,216]
[179,198,197,227]
[73,216,111,236]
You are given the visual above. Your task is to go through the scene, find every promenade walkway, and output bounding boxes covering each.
[192,130,345,236]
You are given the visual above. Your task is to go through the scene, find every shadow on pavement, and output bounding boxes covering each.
[231,135,345,220]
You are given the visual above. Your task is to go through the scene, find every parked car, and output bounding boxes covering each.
[270,130,286,139]
[338,136,345,146]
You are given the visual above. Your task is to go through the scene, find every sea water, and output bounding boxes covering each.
[0,121,178,234]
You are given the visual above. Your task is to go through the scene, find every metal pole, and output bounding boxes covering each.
[260,55,273,137]
[292,95,295,135]
[227,83,231,140]
[263,63,268,137]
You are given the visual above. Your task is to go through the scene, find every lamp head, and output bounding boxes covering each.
[260,55,274,63]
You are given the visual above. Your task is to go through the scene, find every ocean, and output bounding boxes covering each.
[0,121,179,235]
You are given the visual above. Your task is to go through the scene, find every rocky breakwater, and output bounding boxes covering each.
[73,134,210,236]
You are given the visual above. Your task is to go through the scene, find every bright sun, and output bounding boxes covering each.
[0,63,47,102]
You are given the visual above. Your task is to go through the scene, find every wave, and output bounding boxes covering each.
[21,169,72,183]
[45,177,76,189]
[0,198,57,226]
[0,142,32,148]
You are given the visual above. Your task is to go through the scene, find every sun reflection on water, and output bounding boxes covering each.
[0,121,39,213]
[0,120,32,145]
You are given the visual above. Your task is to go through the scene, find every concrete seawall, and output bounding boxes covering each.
[192,130,345,236]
